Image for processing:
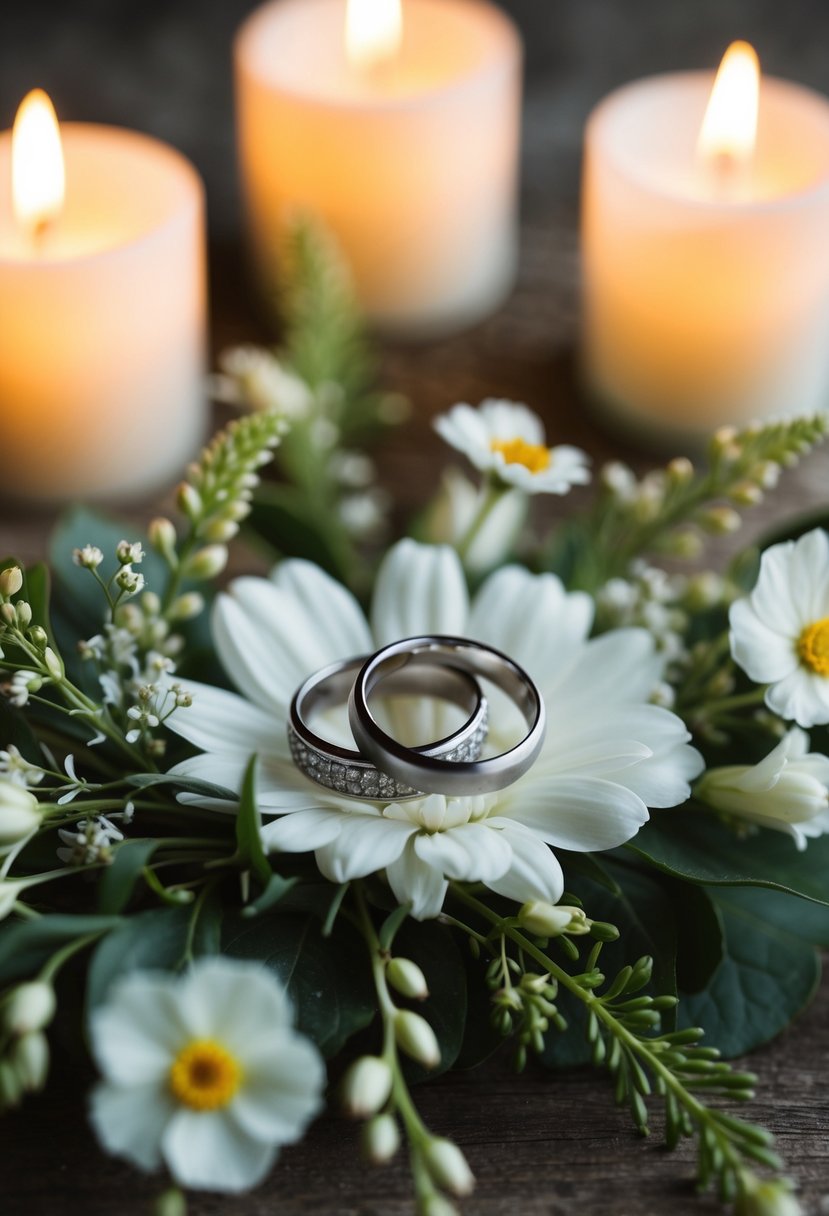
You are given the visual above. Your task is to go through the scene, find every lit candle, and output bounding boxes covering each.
[581,43,829,445]
[0,90,207,504]
[235,0,522,339]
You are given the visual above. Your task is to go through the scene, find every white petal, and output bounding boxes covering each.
[766,667,829,727]
[164,679,287,762]
[269,560,373,661]
[90,1081,174,1171]
[548,629,663,712]
[230,1035,324,1144]
[412,822,512,882]
[728,599,798,683]
[386,837,449,920]
[433,405,492,471]
[262,807,346,853]
[789,530,829,622]
[314,813,415,881]
[479,399,546,444]
[175,958,292,1045]
[162,1108,276,1193]
[747,541,806,633]
[168,753,326,814]
[90,974,186,1083]
[483,820,565,905]
[501,775,649,851]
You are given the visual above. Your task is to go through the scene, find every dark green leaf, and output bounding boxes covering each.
[679,886,821,1056]
[393,919,468,1083]
[0,914,122,985]
[87,906,197,1007]
[126,773,237,801]
[97,840,159,914]
[671,881,725,994]
[235,755,271,885]
[622,808,829,908]
[223,911,375,1057]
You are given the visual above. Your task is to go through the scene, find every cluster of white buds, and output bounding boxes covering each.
[57,814,124,867]
[0,980,55,1109]
[0,745,43,788]
[214,344,314,419]
[597,561,689,666]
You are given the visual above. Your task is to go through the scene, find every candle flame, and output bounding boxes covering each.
[697,41,760,171]
[12,89,65,240]
[345,0,403,72]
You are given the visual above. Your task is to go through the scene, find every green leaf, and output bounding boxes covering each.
[541,863,678,1069]
[97,840,160,914]
[235,755,271,886]
[671,880,725,994]
[621,807,829,907]
[223,911,375,1057]
[679,886,822,1056]
[0,914,122,985]
[86,906,211,1008]
[126,773,237,801]
[393,919,468,1082]
[242,873,299,918]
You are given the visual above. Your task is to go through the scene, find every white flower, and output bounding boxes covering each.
[729,528,829,726]
[696,728,829,849]
[57,815,123,865]
[7,671,37,708]
[216,345,314,419]
[165,540,702,920]
[0,744,43,787]
[89,958,325,1192]
[425,467,526,575]
[72,545,104,571]
[433,400,590,496]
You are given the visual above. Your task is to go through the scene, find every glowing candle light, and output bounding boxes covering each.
[581,44,829,445]
[11,89,65,242]
[345,0,402,73]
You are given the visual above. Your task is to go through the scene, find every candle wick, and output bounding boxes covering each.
[29,216,55,254]
[703,149,752,202]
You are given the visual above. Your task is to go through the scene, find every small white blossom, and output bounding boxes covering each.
[72,546,104,571]
[0,745,43,787]
[434,400,590,496]
[216,345,314,419]
[7,672,38,708]
[57,815,124,866]
[338,491,389,539]
[116,540,145,566]
[115,567,145,597]
[329,450,376,489]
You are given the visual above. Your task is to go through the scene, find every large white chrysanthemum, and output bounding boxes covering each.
[166,540,702,920]
[729,528,829,727]
[433,400,590,495]
[89,958,324,1192]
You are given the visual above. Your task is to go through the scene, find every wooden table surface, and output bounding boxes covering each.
[3,218,829,1215]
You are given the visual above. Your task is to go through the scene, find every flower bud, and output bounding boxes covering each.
[340,1055,393,1118]
[43,647,64,681]
[0,1059,21,1107]
[176,483,203,521]
[203,519,239,543]
[729,481,763,507]
[699,506,741,535]
[0,782,41,847]
[386,957,429,1001]
[29,626,48,650]
[4,982,55,1036]
[182,545,228,580]
[115,567,145,596]
[735,1177,802,1216]
[10,1030,49,1092]
[394,1010,440,1069]
[424,1138,475,1197]
[0,603,16,626]
[0,879,30,921]
[153,1188,188,1216]
[169,593,205,621]
[519,901,590,938]
[15,602,32,629]
[148,517,178,558]
[116,540,144,566]
[666,456,694,485]
[361,1113,400,1163]
[0,567,23,598]
[420,1197,460,1216]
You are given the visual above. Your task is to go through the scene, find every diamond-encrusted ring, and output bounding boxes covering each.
[348,636,546,797]
[288,656,489,801]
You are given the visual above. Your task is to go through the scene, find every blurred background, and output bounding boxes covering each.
[3,0,829,239]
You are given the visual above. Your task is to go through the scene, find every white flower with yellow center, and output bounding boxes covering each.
[165,540,702,920]
[89,958,325,1192]
[729,528,829,727]
[433,399,590,495]
[695,728,829,849]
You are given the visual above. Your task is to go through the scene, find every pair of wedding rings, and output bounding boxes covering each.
[288,635,546,801]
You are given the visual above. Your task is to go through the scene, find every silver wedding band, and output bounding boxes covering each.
[288,655,489,801]
[348,636,546,796]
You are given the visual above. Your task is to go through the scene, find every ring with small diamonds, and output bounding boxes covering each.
[288,655,489,801]
[348,635,545,796]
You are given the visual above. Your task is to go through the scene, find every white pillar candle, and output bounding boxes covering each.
[0,91,207,504]
[581,45,829,445]
[235,0,522,340]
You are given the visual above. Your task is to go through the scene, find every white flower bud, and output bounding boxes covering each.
[361,1113,400,1163]
[420,1197,460,1216]
[0,879,30,920]
[148,517,178,557]
[42,647,63,681]
[0,603,16,626]
[71,546,103,572]
[4,982,56,1035]
[386,957,429,1001]
[203,519,239,543]
[340,1055,393,1118]
[15,602,32,629]
[169,592,205,621]
[10,1030,49,1091]
[176,483,203,521]
[519,901,589,937]
[0,567,23,598]
[424,1138,475,1197]
[699,506,741,535]
[735,1177,802,1216]
[0,781,41,847]
[182,545,228,580]
[730,480,763,506]
[666,456,694,484]
[394,1010,440,1069]
[29,626,48,650]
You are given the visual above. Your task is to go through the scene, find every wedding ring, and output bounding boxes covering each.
[289,655,489,801]
[348,636,546,796]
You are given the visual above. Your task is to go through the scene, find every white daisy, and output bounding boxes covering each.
[89,957,325,1193]
[165,540,702,920]
[433,399,590,496]
[729,528,829,727]
[696,728,829,850]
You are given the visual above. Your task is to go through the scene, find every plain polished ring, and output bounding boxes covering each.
[289,655,489,801]
[348,636,546,797]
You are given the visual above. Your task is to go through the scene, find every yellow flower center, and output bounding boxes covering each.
[798,617,829,676]
[490,437,551,474]
[169,1039,242,1111]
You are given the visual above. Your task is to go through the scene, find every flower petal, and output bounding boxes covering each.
[412,822,512,882]
[765,668,829,727]
[270,560,373,661]
[90,973,187,1083]
[175,958,292,1045]
[262,807,347,853]
[386,836,448,920]
[164,679,287,762]
[501,775,649,851]
[90,1080,174,1171]
[230,1034,324,1145]
[728,599,798,683]
[162,1108,275,1192]
[314,812,415,881]
[483,820,564,904]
